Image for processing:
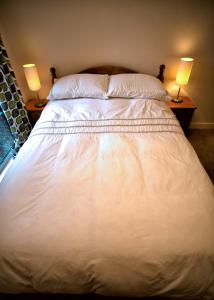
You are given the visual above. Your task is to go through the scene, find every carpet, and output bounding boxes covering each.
[188,129,214,184]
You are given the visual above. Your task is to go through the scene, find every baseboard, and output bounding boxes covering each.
[190,122,214,129]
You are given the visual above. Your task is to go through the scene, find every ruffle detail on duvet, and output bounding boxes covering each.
[30,117,183,137]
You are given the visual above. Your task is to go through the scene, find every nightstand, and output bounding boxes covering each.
[25,99,48,126]
[167,97,197,136]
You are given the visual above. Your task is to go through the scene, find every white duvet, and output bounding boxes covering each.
[0,98,214,299]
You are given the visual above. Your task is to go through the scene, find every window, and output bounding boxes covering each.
[0,106,14,172]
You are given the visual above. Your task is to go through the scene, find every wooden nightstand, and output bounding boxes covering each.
[167,97,197,136]
[25,99,48,126]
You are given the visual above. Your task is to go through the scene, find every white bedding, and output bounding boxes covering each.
[0,98,214,299]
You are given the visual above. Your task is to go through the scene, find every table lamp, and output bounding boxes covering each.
[23,64,45,107]
[172,57,194,103]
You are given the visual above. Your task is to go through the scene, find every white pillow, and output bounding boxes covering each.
[47,74,109,100]
[107,74,170,101]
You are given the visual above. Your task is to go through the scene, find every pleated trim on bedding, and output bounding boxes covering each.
[30,117,183,137]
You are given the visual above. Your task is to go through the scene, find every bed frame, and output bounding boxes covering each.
[50,64,165,84]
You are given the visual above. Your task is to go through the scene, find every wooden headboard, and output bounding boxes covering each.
[50,64,165,84]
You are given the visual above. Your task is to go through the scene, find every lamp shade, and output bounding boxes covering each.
[176,57,194,86]
[23,64,41,91]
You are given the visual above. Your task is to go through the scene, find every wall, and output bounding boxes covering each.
[0,0,213,127]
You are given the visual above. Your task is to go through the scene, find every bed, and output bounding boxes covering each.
[0,65,213,300]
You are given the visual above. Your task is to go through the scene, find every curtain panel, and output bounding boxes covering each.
[0,37,31,153]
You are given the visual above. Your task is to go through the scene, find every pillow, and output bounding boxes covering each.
[47,74,109,100]
[107,73,170,101]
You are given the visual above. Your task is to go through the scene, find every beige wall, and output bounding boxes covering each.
[0,0,213,126]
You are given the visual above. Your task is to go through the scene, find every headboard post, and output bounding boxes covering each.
[157,64,165,82]
[50,67,57,84]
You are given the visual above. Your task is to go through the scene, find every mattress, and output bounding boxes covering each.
[0,98,213,299]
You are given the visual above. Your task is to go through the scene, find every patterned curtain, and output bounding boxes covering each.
[0,36,32,154]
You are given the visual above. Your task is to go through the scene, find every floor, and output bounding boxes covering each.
[188,129,214,183]
[0,295,195,300]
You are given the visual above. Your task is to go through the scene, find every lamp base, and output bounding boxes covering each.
[35,100,46,107]
[171,97,183,103]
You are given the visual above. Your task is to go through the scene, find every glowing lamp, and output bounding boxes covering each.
[174,57,194,103]
[23,64,45,107]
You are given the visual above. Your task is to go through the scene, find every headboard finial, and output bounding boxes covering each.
[157,64,165,82]
[50,67,56,84]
